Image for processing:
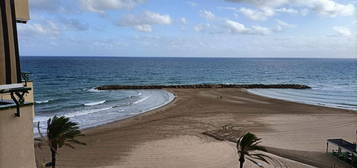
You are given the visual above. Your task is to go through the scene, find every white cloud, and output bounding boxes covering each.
[220,6,311,18]
[251,26,272,35]
[180,17,188,24]
[194,23,211,32]
[275,8,299,14]
[135,25,152,32]
[300,8,310,16]
[225,0,355,17]
[333,26,353,37]
[276,8,309,16]
[225,20,248,33]
[239,7,275,21]
[60,18,89,31]
[92,39,125,49]
[18,18,89,37]
[80,0,146,13]
[18,21,60,37]
[275,19,296,31]
[200,10,216,20]
[117,11,172,32]
[225,19,271,35]
[225,0,289,8]
[309,0,355,16]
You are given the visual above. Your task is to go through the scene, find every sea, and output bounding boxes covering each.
[20,57,357,132]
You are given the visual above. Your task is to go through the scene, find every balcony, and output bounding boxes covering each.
[0,81,36,168]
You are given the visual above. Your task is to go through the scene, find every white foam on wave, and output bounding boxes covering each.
[34,90,176,134]
[34,107,114,123]
[36,100,50,104]
[84,100,106,106]
[133,96,150,104]
[88,87,101,93]
[65,107,113,118]
[33,116,51,123]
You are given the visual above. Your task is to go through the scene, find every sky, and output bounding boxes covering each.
[17,0,357,58]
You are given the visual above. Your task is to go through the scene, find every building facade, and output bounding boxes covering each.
[0,0,36,168]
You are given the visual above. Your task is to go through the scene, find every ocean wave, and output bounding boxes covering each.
[34,107,114,122]
[34,90,176,135]
[88,88,101,93]
[36,100,50,104]
[33,116,51,123]
[84,100,106,106]
[133,96,150,104]
[65,107,113,118]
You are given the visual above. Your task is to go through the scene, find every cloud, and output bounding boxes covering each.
[275,8,299,14]
[225,0,355,17]
[225,19,271,35]
[275,19,296,31]
[134,24,152,32]
[275,8,310,16]
[200,10,216,20]
[194,17,293,35]
[333,26,353,37]
[18,17,88,39]
[310,0,355,16]
[180,17,188,24]
[194,23,211,32]
[117,11,172,32]
[251,26,272,35]
[239,7,275,21]
[225,0,289,8]
[18,21,61,37]
[80,0,146,13]
[92,39,125,49]
[225,20,248,33]
[60,18,89,31]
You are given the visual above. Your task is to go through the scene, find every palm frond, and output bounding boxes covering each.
[248,153,271,164]
[236,132,274,167]
[46,115,86,151]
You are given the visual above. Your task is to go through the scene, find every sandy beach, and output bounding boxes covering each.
[35,88,357,168]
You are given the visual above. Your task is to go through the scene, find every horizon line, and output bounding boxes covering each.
[19,55,357,59]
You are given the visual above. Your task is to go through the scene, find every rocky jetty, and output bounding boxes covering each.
[96,84,311,90]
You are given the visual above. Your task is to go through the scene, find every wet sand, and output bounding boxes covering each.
[35,88,357,168]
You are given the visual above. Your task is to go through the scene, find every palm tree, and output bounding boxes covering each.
[236,132,271,168]
[38,116,86,168]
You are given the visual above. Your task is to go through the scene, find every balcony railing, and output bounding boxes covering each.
[0,72,32,117]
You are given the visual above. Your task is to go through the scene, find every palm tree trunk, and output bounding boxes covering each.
[239,153,245,168]
[239,160,245,168]
[51,148,56,168]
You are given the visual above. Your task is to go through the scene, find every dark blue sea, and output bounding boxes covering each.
[21,57,357,131]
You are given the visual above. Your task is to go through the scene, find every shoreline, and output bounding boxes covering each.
[96,84,311,90]
[246,89,357,112]
[79,91,177,133]
[82,88,354,133]
[33,90,176,135]
[35,88,357,168]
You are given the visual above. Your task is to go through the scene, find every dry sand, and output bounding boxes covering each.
[35,88,357,168]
